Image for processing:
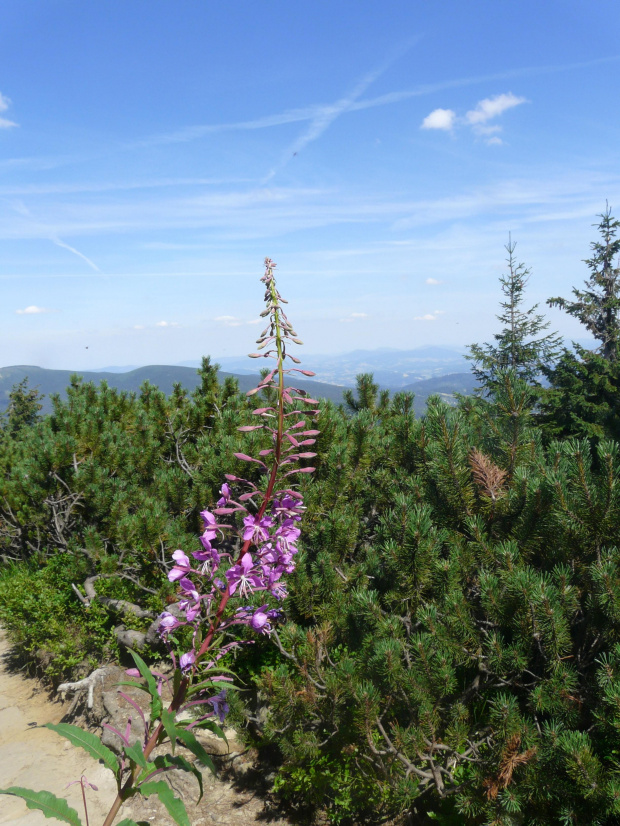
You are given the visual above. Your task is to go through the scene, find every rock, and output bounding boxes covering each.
[100,680,151,753]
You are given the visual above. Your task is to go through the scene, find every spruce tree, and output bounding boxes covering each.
[548,204,620,362]
[542,206,620,441]
[468,237,561,392]
[1,378,42,436]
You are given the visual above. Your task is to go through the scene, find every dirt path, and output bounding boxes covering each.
[0,630,291,825]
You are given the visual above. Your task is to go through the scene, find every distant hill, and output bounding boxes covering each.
[0,364,478,418]
[0,365,348,416]
[401,372,480,406]
[207,346,469,388]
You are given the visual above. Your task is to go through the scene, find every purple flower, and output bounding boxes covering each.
[158,611,181,633]
[208,690,229,723]
[179,651,196,672]
[274,522,300,554]
[217,483,231,507]
[226,552,264,597]
[200,510,218,542]
[250,605,283,634]
[192,540,221,573]
[243,514,273,545]
[168,549,192,582]
[178,577,199,600]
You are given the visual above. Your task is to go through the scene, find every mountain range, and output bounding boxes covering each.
[182,346,470,388]
[0,348,479,418]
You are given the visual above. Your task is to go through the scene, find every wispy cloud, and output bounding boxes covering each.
[130,108,319,149]
[0,91,17,129]
[214,314,262,327]
[0,177,256,197]
[51,237,101,272]
[426,277,443,284]
[7,199,101,271]
[340,311,370,323]
[155,320,179,327]
[413,313,437,321]
[16,305,54,315]
[466,92,526,125]
[0,166,615,256]
[214,315,244,327]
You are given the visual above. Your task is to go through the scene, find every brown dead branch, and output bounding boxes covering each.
[469,449,508,503]
[484,734,537,799]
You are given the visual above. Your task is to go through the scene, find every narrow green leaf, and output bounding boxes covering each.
[175,727,216,774]
[153,753,204,802]
[127,649,163,720]
[172,667,182,698]
[124,740,149,769]
[161,708,178,755]
[45,723,119,776]
[139,780,190,826]
[0,787,83,826]
[186,718,227,742]
[116,820,150,826]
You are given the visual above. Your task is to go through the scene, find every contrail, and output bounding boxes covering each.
[137,51,620,154]
[260,40,421,182]
[9,201,101,272]
[51,236,101,272]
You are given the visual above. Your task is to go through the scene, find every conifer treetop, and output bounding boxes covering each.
[468,236,561,391]
[548,204,620,362]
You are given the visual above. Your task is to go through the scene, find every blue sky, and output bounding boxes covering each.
[1,0,619,370]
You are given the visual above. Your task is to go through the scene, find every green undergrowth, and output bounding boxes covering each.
[0,553,162,684]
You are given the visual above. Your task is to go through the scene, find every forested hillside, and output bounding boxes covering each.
[2,210,620,825]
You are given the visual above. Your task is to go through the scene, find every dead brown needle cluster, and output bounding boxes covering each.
[469,449,507,503]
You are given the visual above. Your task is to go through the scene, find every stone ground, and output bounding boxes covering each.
[0,628,293,826]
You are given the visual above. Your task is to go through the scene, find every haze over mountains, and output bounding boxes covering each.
[204,346,470,388]
[96,347,470,387]
[0,347,477,417]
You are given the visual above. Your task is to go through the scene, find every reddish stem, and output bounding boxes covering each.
[101,265,287,826]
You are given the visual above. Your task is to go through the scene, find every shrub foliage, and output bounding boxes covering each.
[4,212,620,824]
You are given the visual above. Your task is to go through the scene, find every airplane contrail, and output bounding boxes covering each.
[51,236,101,272]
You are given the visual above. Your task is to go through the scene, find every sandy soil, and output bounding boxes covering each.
[0,629,291,826]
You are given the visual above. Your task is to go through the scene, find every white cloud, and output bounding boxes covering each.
[413,313,438,321]
[422,93,526,146]
[426,277,442,285]
[134,324,145,330]
[214,315,243,327]
[155,320,179,327]
[340,311,369,323]
[16,305,53,314]
[421,108,456,131]
[0,92,17,129]
[465,93,527,125]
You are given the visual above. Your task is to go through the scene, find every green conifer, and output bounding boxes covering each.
[468,236,561,392]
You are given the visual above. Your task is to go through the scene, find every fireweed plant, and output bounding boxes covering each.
[0,258,319,826]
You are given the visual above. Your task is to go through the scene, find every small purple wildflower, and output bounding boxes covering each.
[179,651,196,672]
[168,549,192,582]
[208,690,230,723]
